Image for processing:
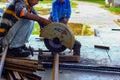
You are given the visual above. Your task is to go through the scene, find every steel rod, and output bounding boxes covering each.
[52,53,59,80]
[43,62,120,74]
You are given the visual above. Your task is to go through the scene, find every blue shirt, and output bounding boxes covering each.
[50,0,71,22]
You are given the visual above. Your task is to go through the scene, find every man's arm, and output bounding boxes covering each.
[24,12,51,26]
[51,2,59,22]
[15,0,51,26]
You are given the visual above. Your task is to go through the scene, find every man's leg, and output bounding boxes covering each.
[3,19,34,57]
[58,18,81,55]
[72,40,81,56]
[59,18,67,24]
[48,16,67,24]
[3,19,34,48]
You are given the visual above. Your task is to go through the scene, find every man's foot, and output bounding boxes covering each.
[7,47,30,57]
[73,40,81,56]
[21,45,29,50]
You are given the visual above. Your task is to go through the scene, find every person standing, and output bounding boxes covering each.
[49,0,81,56]
[49,0,71,25]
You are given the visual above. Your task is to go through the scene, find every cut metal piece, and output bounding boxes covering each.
[94,45,110,50]
[112,29,120,31]
[52,53,59,80]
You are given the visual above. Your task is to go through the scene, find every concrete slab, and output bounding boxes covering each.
[26,34,120,80]
[42,69,120,80]
[26,1,120,79]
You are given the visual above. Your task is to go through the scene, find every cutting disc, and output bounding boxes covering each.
[40,22,75,52]
[44,38,66,52]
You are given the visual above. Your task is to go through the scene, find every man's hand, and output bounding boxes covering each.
[41,19,51,26]
[64,18,69,25]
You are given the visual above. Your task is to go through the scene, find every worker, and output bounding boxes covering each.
[49,0,81,56]
[0,0,51,57]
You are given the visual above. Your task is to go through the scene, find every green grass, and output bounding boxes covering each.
[38,1,77,8]
[71,1,78,8]
[32,22,40,35]
[34,6,51,15]
[106,8,120,14]
[83,25,94,36]
[38,1,52,4]
[78,0,105,5]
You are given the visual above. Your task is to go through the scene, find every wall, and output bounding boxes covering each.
[114,0,120,7]
[105,0,120,7]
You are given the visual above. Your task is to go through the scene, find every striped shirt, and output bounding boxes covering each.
[0,0,36,37]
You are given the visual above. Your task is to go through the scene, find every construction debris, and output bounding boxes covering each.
[94,45,110,50]
[113,20,120,26]
[38,50,80,62]
[112,29,120,31]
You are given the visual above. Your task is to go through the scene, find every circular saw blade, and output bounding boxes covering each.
[40,22,75,49]
[44,38,66,52]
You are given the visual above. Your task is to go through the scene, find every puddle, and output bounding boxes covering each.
[69,23,94,36]
[37,8,51,15]
[32,22,94,36]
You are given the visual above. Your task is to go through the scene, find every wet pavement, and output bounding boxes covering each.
[26,1,120,80]
[27,33,120,80]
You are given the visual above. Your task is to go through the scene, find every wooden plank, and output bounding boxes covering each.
[5,64,36,73]
[6,57,38,64]
[37,65,45,71]
[5,63,38,71]
[112,29,120,31]
[19,73,29,80]
[0,57,39,70]
[39,55,80,62]
[25,73,41,80]
[6,71,14,80]
[13,71,21,80]
[94,45,110,50]
[24,73,41,80]
[113,20,120,26]
[5,67,33,74]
